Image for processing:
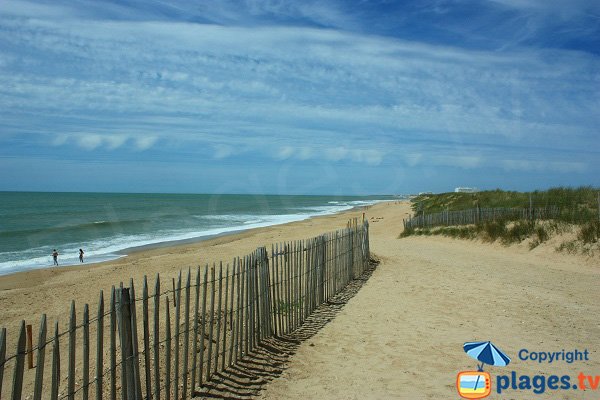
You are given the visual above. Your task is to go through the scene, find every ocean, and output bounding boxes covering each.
[0,192,395,276]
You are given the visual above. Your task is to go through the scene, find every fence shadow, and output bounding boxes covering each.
[193,257,379,399]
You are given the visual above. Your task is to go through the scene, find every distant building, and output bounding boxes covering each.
[418,191,433,195]
[454,187,478,193]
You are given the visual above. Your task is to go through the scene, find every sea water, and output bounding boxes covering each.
[0,192,394,275]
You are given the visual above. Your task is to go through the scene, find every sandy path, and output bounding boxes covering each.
[258,202,600,399]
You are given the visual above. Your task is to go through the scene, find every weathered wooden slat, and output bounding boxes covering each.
[191,267,200,393]
[248,255,254,351]
[173,271,181,400]
[270,245,278,337]
[67,301,76,400]
[182,269,191,399]
[164,297,171,400]
[293,241,298,331]
[96,291,104,400]
[109,287,117,400]
[227,261,237,367]
[153,274,161,400]
[214,263,223,374]
[256,250,263,341]
[50,321,60,400]
[198,264,208,386]
[261,248,269,338]
[239,257,246,359]
[264,247,272,337]
[206,265,216,383]
[0,328,6,398]
[286,243,292,334]
[11,321,27,400]
[118,287,126,400]
[235,259,242,362]
[221,265,229,371]
[279,244,285,334]
[127,279,142,399]
[255,250,261,342]
[142,276,152,399]
[26,324,33,370]
[83,304,90,400]
[33,314,47,400]
[198,266,208,387]
[116,288,135,400]
[304,239,311,318]
[298,241,303,326]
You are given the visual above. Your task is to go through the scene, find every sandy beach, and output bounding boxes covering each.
[1,201,599,399]
[258,202,600,399]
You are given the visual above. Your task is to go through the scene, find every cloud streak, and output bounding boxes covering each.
[0,0,598,193]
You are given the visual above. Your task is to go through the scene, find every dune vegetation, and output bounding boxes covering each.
[401,187,600,256]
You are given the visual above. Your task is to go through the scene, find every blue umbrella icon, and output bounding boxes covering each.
[463,341,511,392]
[464,341,511,370]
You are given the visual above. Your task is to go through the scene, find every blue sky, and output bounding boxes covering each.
[0,0,598,195]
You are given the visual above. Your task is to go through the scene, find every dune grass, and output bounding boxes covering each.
[410,186,599,223]
[402,187,600,255]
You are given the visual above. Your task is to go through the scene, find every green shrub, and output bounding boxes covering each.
[400,226,414,237]
[502,221,534,244]
[556,240,578,254]
[535,225,549,243]
[578,221,600,244]
[482,220,507,242]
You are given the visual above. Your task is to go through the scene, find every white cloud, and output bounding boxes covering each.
[105,134,128,150]
[350,149,384,166]
[213,144,235,159]
[134,136,158,151]
[51,133,157,151]
[0,4,597,176]
[276,146,294,160]
[297,147,313,160]
[501,159,587,173]
[325,147,348,161]
[77,134,104,150]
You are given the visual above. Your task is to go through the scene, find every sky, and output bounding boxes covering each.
[0,0,598,195]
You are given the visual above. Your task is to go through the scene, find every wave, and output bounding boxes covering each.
[0,198,390,276]
[0,218,153,238]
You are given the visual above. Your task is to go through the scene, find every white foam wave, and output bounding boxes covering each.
[0,198,390,276]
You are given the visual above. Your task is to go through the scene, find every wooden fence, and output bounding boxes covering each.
[403,206,561,230]
[0,220,370,399]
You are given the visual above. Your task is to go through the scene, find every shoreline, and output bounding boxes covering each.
[0,202,384,279]
[0,201,392,362]
[0,203,380,291]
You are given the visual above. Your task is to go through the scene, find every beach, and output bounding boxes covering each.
[1,201,599,399]
[258,202,600,399]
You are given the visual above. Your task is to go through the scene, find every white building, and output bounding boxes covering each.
[454,187,478,193]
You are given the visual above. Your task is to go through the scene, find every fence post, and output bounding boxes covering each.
[0,327,6,397]
[11,321,27,400]
[529,193,533,222]
[116,288,139,400]
[26,324,33,370]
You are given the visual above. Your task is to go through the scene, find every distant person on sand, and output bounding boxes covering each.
[79,248,84,263]
[52,249,59,266]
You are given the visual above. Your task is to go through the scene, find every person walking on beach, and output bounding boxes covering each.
[52,249,59,266]
[79,248,84,263]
